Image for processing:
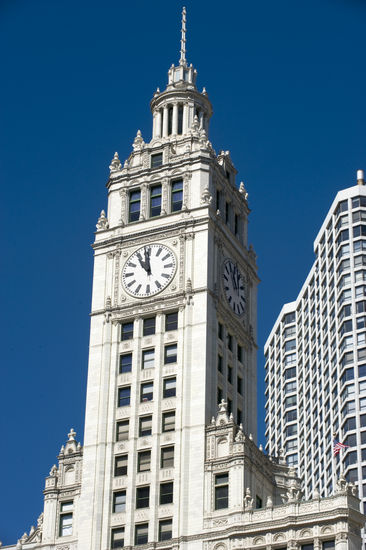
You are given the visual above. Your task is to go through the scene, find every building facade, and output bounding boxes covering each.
[264,176,366,534]
[4,11,364,550]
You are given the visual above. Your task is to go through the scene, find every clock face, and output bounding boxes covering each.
[122,244,176,298]
[223,259,246,316]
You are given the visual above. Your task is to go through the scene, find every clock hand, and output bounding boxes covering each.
[136,252,147,271]
[144,247,152,275]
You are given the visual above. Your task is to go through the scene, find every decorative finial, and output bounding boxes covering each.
[109,152,122,173]
[68,428,76,441]
[179,7,187,67]
[96,210,109,231]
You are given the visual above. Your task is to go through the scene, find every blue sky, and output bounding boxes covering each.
[1,0,366,544]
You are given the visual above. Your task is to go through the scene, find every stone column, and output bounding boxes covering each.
[183,103,189,134]
[152,110,157,138]
[156,109,162,138]
[162,106,168,137]
[172,103,178,135]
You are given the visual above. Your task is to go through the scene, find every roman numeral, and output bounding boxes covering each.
[124,272,134,277]
[162,253,170,261]
[164,263,173,268]
[146,284,150,294]
[128,262,136,267]
[127,280,136,287]
[155,280,161,289]
[162,273,170,279]
[135,284,141,293]
[156,247,162,256]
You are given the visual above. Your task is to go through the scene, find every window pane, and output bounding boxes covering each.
[111,527,125,549]
[162,411,175,432]
[60,513,73,536]
[141,382,153,402]
[143,317,156,336]
[138,451,151,472]
[136,486,150,508]
[116,420,129,441]
[142,349,155,369]
[139,415,152,436]
[113,491,126,513]
[121,322,133,341]
[115,455,128,476]
[150,186,162,217]
[160,482,173,504]
[163,377,176,398]
[129,191,141,222]
[161,446,174,468]
[171,180,183,212]
[135,524,148,545]
[165,312,178,331]
[151,153,163,168]
[159,519,172,541]
[61,501,73,512]
[120,353,132,374]
[118,387,131,407]
[164,344,177,364]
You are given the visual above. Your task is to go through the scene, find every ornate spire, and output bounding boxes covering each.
[179,7,187,67]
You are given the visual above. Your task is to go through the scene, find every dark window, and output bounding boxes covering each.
[217,387,223,403]
[116,420,129,441]
[135,523,148,545]
[165,312,178,331]
[234,214,239,235]
[171,180,183,212]
[322,542,335,550]
[227,398,232,415]
[159,519,172,541]
[137,451,151,473]
[143,317,156,336]
[285,367,296,379]
[218,355,223,373]
[218,322,223,339]
[163,377,176,398]
[139,415,152,437]
[237,376,243,394]
[301,545,314,550]
[227,366,233,384]
[164,344,177,364]
[352,196,366,208]
[337,199,348,213]
[286,410,297,422]
[140,382,153,402]
[136,486,150,508]
[255,495,262,509]
[177,104,183,134]
[162,410,175,432]
[160,482,173,504]
[237,344,243,362]
[216,190,220,211]
[115,455,128,476]
[168,107,173,135]
[118,387,131,407]
[113,491,126,513]
[215,473,228,509]
[150,185,162,217]
[120,353,132,374]
[121,322,133,341]
[151,153,163,168]
[161,446,174,468]
[227,334,232,351]
[111,527,125,549]
[129,191,141,222]
[237,408,242,424]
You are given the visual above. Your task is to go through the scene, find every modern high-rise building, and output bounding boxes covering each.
[264,173,366,533]
[4,11,364,550]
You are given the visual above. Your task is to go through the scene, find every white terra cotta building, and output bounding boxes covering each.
[4,9,364,550]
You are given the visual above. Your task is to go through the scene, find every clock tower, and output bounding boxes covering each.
[78,8,258,550]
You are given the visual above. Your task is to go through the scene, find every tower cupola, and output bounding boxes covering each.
[150,7,212,140]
